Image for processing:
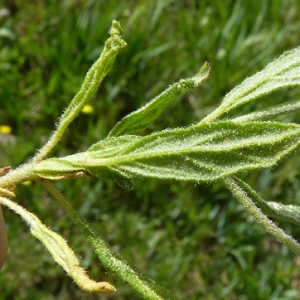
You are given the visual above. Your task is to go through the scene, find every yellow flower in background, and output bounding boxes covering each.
[81,105,94,114]
[0,125,12,134]
[22,181,32,186]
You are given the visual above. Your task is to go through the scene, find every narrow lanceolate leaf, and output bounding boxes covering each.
[108,62,210,137]
[43,180,176,300]
[0,196,116,294]
[266,202,300,226]
[201,46,300,122]
[223,177,300,255]
[36,121,300,183]
[34,20,127,162]
[232,176,300,226]
[60,21,127,124]
[233,99,300,122]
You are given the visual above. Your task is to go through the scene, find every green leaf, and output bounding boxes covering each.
[34,159,83,180]
[37,121,300,183]
[60,20,127,125]
[201,46,300,122]
[266,202,300,225]
[88,166,134,190]
[108,62,210,137]
[0,196,116,294]
[88,135,140,155]
[35,137,136,188]
[34,20,127,162]
[232,176,300,226]
[42,181,176,300]
[223,177,300,255]
[87,136,139,189]
[233,99,300,122]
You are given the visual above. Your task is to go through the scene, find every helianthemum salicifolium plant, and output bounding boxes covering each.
[2,20,300,299]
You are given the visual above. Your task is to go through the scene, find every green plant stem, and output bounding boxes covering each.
[42,180,175,300]
[0,163,37,190]
[223,176,300,254]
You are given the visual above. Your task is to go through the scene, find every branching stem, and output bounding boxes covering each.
[0,163,37,189]
[41,180,175,300]
[223,176,300,254]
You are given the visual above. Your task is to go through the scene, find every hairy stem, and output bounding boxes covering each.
[42,180,175,300]
[0,163,37,190]
[223,176,300,254]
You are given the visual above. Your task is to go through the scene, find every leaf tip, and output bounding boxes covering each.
[110,20,123,37]
[193,62,210,85]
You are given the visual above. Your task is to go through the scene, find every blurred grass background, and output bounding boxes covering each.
[1,0,300,299]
